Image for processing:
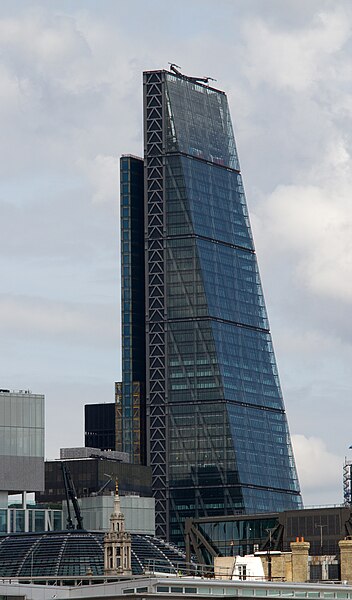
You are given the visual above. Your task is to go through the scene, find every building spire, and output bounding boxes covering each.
[104,482,132,576]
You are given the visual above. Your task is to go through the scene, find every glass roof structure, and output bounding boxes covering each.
[0,531,189,577]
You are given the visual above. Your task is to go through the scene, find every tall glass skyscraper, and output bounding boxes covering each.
[118,155,146,465]
[119,68,302,543]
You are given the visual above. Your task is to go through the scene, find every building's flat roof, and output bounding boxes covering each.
[143,69,225,96]
[1,574,352,600]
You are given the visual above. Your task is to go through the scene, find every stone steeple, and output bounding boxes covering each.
[104,480,132,576]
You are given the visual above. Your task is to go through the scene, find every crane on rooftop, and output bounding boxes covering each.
[168,63,216,85]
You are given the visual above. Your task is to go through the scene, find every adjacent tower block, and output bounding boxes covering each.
[118,156,146,465]
[0,389,44,507]
[119,68,302,543]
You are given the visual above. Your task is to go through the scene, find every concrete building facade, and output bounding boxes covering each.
[75,494,155,535]
[0,389,44,507]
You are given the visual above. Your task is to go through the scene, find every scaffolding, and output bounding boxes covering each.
[343,459,352,506]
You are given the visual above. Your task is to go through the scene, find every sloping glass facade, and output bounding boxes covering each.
[141,69,301,543]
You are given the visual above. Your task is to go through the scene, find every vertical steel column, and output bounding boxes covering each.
[144,70,168,539]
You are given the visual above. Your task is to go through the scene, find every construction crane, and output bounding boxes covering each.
[168,63,216,85]
[90,473,113,497]
[61,462,84,530]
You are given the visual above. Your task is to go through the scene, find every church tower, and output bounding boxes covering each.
[104,481,132,576]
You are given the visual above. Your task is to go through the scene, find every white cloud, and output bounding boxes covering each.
[252,117,352,303]
[0,0,351,496]
[292,434,342,504]
[0,294,117,346]
[0,63,21,112]
[242,9,351,92]
[78,154,118,204]
[0,7,142,182]
[0,12,90,75]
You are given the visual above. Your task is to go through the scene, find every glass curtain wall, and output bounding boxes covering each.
[118,156,146,465]
[144,70,301,544]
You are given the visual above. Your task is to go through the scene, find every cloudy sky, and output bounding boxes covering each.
[1,0,351,506]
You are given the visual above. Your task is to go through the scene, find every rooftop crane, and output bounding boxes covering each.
[168,63,216,85]
[61,462,84,530]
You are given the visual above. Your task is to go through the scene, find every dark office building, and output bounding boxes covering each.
[85,403,115,451]
[120,68,302,544]
[36,455,152,504]
[117,156,146,466]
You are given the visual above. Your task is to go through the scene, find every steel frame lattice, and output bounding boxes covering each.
[344,459,352,506]
[144,71,168,540]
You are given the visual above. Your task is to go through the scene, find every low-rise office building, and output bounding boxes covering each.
[0,388,44,507]
[0,504,62,534]
[74,494,155,535]
[185,506,352,563]
[36,447,152,504]
[0,389,59,534]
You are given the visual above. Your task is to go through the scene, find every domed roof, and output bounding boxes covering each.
[0,530,189,577]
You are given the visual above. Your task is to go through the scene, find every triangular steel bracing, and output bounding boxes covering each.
[144,72,168,540]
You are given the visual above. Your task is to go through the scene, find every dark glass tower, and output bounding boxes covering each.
[121,69,302,543]
[85,403,115,451]
[117,155,146,465]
